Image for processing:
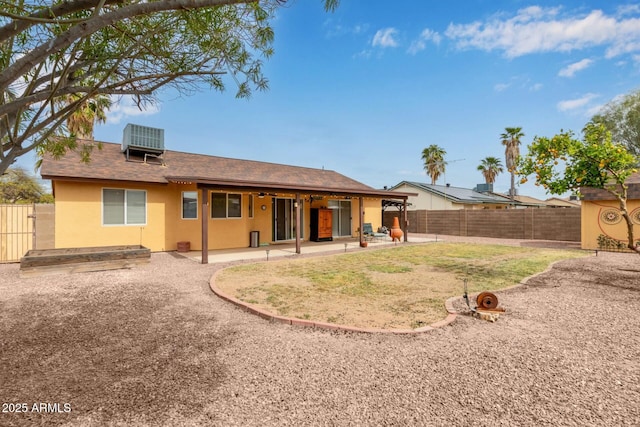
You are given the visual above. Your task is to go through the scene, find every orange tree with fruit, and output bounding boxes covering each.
[518,122,639,253]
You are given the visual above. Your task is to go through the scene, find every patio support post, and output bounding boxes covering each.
[359,196,364,245]
[403,198,408,242]
[201,187,209,264]
[295,192,301,254]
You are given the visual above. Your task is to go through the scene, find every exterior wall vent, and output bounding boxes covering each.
[122,124,165,163]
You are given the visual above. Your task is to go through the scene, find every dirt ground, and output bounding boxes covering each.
[1,239,639,426]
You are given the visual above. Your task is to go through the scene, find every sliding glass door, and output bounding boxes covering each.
[273,198,304,241]
[328,200,352,237]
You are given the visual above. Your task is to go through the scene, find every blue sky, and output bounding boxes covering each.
[32,1,640,199]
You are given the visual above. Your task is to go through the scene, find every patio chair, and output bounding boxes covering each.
[363,223,388,242]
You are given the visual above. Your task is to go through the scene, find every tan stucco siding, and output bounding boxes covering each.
[54,181,174,251]
[391,184,501,210]
[53,181,388,251]
[581,199,640,250]
[154,191,287,250]
[361,198,384,233]
[393,184,455,210]
[205,192,271,250]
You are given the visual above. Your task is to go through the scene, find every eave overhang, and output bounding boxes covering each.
[166,176,417,199]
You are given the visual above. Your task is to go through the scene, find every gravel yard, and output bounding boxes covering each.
[1,241,639,426]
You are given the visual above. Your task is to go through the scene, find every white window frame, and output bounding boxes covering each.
[211,193,243,219]
[181,191,198,220]
[102,188,147,226]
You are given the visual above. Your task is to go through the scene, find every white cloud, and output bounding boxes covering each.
[407,28,442,55]
[617,4,640,16]
[586,103,605,117]
[494,76,542,92]
[372,28,399,48]
[557,93,598,112]
[353,24,368,35]
[397,169,424,177]
[558,58,594,77]
[106,95,160,124]
[324,20,369,38]
[445,7,640,59]
[353,49,372,59]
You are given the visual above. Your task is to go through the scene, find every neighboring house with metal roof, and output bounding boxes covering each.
[40,127,413,263]
[389,181,520,210]
[545,197,581,208]
[387,181,582,240]
[512,195,551,208]
[579,172,640,251]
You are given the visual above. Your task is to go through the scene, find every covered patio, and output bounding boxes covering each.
[165,176,416,264]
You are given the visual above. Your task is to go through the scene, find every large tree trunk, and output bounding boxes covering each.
[617,192,639,254]
[620,208,639,254]
[509,172,515,201]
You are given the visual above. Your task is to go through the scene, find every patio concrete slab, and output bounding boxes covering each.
[177,235,436,264]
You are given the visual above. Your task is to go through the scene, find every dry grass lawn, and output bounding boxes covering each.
[215,243,588,329]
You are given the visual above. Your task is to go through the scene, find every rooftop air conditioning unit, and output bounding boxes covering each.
[122,123,164,153]
[475,183,493,193]
[122,124,165,163]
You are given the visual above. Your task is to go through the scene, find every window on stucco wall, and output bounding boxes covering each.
[211,193,242,219]
[182,191,198,219]
[103,189,146,225]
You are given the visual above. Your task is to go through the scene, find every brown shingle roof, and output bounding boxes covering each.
[580,172,640,201]
[41,142,406,198]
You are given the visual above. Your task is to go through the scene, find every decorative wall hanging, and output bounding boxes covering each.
[600,209,622,225]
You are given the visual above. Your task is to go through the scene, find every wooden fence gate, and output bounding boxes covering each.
[0,204,35,263]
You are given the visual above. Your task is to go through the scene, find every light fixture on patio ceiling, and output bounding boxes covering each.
[258,192,277,198]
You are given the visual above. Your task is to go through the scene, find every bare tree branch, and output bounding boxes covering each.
[0,0,339,174]
[0,0,130,42]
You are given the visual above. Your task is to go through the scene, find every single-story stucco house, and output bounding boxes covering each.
[389,181,525,210]
[544,197,581,208]
[386,181,582,240]
[40,125,414,263]
[580,172,640,251]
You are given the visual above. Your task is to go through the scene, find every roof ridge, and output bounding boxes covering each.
[98,141,339,173]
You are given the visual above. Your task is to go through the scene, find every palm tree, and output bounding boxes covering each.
[65,94,111,140]
[36,93,111,170]
[477,156,504,184]
[500,127,524,199]
[421,145,447,185]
